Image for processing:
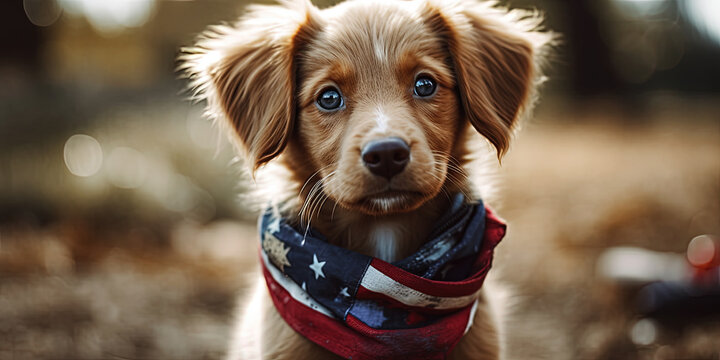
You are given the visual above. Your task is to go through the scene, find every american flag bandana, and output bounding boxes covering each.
[258,194,506,360]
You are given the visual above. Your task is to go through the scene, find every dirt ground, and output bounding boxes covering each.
[1,104,719,359]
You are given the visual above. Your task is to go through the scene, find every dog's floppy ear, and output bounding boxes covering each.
[422,1,552,157]
[181,1,319,171]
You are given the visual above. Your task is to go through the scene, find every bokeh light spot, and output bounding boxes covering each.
[63,134,103,177]
[57,0,156,34]
[24,0,63,27]
[687,235,716,268]
[630,318,657,346]
[682,0,720,46]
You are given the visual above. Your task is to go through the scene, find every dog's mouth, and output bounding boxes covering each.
[351,190,427,215]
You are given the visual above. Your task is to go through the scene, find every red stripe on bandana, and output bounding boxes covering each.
[264,261,476,360]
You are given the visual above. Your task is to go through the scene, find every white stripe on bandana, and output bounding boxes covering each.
[360,265,481,310]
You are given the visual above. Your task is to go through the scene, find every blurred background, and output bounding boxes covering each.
[1,0,718,359]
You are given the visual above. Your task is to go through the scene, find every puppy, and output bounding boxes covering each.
[182,0,551,359]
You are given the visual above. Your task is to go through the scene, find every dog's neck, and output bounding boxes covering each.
[307,194,455,262]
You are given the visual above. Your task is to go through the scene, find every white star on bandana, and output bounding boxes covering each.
[263,233,291,272]
[309,254,326,279]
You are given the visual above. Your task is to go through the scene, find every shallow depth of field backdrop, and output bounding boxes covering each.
[1,0,719,359]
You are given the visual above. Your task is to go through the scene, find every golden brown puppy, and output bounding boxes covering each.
[182,0,551,359]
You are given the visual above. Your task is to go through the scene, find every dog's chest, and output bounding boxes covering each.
[369,223,400,262]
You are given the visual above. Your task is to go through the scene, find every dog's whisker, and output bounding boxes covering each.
[442,171,473,199]
[426,167,473,202]
[299,179,326,228]
[298,171,321,198]
[311,172,338,223]
[298,165,333,199]
[306,187,322,223]
[301,170,338,230]
[303,191,323,227]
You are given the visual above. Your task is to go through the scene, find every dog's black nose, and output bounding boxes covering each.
[361,137,410,180]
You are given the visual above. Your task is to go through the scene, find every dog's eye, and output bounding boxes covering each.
[413,77,437,98]
[316,88,344,111]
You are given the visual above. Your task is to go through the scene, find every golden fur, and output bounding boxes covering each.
[181,0,552,358]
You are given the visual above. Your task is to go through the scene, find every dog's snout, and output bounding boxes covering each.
[361,137,410,180]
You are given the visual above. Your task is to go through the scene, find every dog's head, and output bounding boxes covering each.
[183,0,551,216]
